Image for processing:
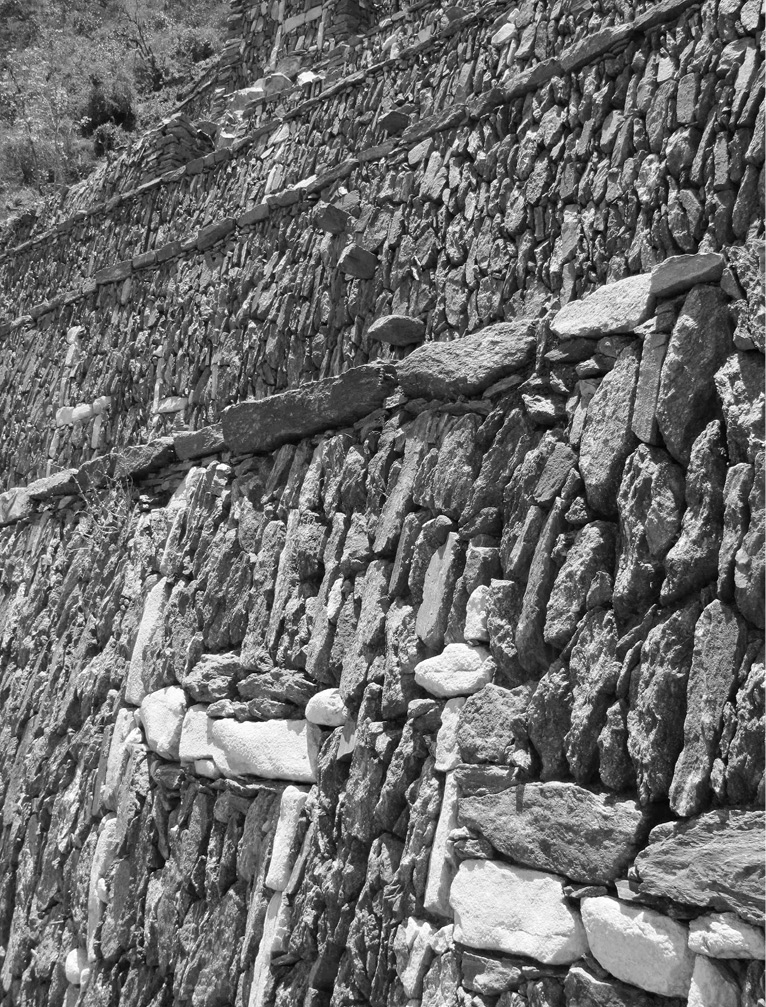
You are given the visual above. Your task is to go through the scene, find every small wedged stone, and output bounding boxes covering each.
[312,201,350,234]
[688,912,765,960]
[459,783,653,885]
[656,286,734,466]
[367,314,425,346]
[174,423,226,461]
[580,897,695,998]
[222,362,397,455]
[338,243,377,278]
[551,274,654,339]
[649,252,725,297]
[450,859,589,965]
[634,809,765,925]
[397,321,536,400]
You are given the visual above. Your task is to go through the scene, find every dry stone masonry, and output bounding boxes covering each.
[0,0,763,1005]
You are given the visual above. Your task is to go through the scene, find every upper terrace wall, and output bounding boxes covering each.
[0,0,763,490]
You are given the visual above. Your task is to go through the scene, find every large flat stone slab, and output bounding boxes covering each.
[551,274,654,339]
[222,362,397,455]
[459,782,653,884]
[580,897,694,998]
[396,321,536,400]
[450,859,588,965]
[633,809,765,925]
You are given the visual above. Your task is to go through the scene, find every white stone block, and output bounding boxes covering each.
[305,688,348,727]
[451,859,589,965]
[209,718,321,782]
[431,924,454,954]
[434,697,466,772]
[424,771,459,917]
[414,644,492,698]
[125,578,170,706]
[464,586,491,642]
[179,704,214,763]
[688,912,765,959]
[139,686,187,760]
[65,948,88,985]
[101,707,140,810]
[194,758,220,779]
[688,955,740,1007]
[580,897,694,997]
[265,786,309,891]
[87,816,118,962]
[394,918,437,998]
[248,891,282,1007]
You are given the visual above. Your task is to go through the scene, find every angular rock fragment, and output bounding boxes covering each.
[223,363,396,455]
[735,452,765,628]
[718,463,754,601]
[456,683,532,765]
[397,321,536,400]
[564,966,687,1007]
[669,601,748,817]
[414,644,492,698]
[450,859,589,965]
[580,897,694,998]
[656,286,734,465]
[714,352,765,465]
[459,782,653,884]
[687,956,740,1007]
[688,912,765,960]
[416,532,463,649]
[367,314,425,346]
[424,772,459,917]
[202,718,321,782]
[338,243,377,278]
[528,661,573,781]
[139,686,187,760]
[649,252,724,297]
[544,521,616,648]
[634,809,765,924]
[551,274,654,338]
[264,786,309,891]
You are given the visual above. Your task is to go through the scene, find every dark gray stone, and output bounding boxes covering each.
[367,314,425,346]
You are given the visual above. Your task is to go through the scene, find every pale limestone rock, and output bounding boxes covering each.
[139,686,187,760]
[305,688,348,727]
[650,252,724,297]
[424,772,459,917]
[414,644,492,698]
[394,918,437,998]
[464,586,491,642]
[580,897,695,997]
[551,274,654,338]
[431,924,454,954]
[193,758,220,779]
[101,707,141,810]
[209,719,321,782]
[416,532,462,649]
[65,948,88,985]
[688,955,740,1007]
[435,697,467,772]
[87,816,119,962]
[179,704,214,764]
[688,912,765,959]
[264,786,309,891]
[247,891,282,1007]
[450,859,588,965]
[125,578,170,705]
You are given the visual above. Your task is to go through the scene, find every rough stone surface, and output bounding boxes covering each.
[687,954,740,1007]
[305,688,348,726]
[208,718,321,782]
[367,314,426,346]
[650,253,725,297]
[688,912,766,960]
[580,897,695,997]
[634,809,766,924]
[451,859,589,965]
[397,321,536,399]
[222,362,397,454]
[551,274,654,338]
[139,686,187,760]
[564,966,687,1007]
[457,683,532,765]
[459,783,653,884]
[656,286,734,466]
[414,644,492,697]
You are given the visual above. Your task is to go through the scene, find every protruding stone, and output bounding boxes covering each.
[450,859,589,965]
[544,522,616,648]
[414,644,492,698]
[434,697,466,772]
[339,243,378,278]
[688,912,765,960]
[634,809,765,925]
[125,578,171,706]
[459,783,653,884]
[393,919,437,998]
[222,362,397,455]
[551,274,654,339]
[464,585,490,642]
[139,686,187,760]
[415,532,463,649]
[397,321,536,400]
[580,897,695,997]
[367,314,425,346]
[264,786,309,891]
[65,948,88,986]
[313,201,350,234]
[650,253,725,297]
[305,688,348,727]
[210,719,320,782]
[424,772,459,917]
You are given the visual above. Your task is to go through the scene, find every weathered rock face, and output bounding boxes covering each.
[0,0,763,1003]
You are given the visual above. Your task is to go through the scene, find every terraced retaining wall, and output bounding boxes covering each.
[0,0,763,1005]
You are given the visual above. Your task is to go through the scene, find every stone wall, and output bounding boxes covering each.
[0,0,764,1005]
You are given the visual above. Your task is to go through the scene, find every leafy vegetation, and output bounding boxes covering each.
[0,0,229,217]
